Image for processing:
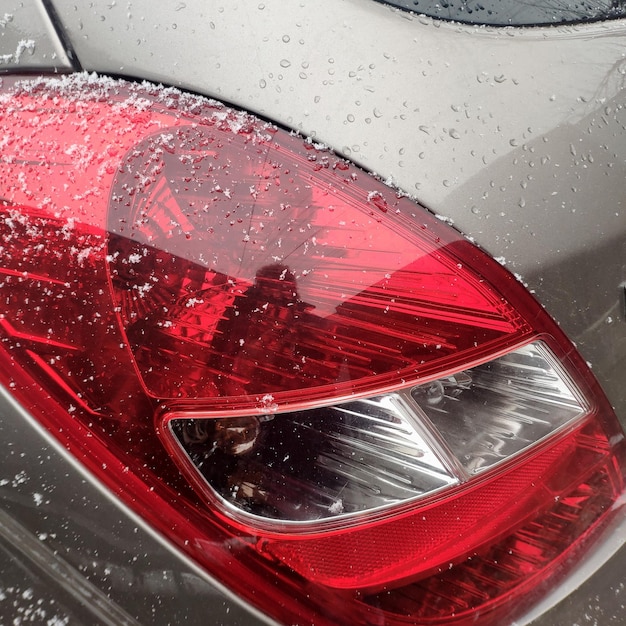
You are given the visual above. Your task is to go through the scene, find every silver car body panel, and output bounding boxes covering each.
[1,0,626,624]
[0,0,72,71]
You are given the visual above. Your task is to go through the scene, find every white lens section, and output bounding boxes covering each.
[300,395,459,511]
[411,341,587,474]
[170,395,458,523]
[170,341,587,525]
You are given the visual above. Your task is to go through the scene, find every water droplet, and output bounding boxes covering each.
[347,114,355,123]
[449,128,460,140]
[282,35,290,43]
[280,59,291,68]
[373,108,382,118]
[258,2,265,8]
[259,79,267,89]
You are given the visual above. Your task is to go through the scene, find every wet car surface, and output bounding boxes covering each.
[1,1,626,624]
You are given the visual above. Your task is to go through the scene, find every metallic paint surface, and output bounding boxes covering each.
[0,0,71,71]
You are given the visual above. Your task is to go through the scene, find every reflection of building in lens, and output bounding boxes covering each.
[212,263,326,396]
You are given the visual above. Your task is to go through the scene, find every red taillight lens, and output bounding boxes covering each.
[0,74,624,625]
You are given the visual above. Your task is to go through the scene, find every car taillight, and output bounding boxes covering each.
[0,74,624,625]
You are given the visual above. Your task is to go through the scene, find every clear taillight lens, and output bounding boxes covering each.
[166,341,587,527]
[0,74,624,626]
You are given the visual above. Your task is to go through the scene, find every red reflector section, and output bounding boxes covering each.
[363,454,620,625]
[105,124,527,406]
[0,75,624,626]
[262,418,615,589]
